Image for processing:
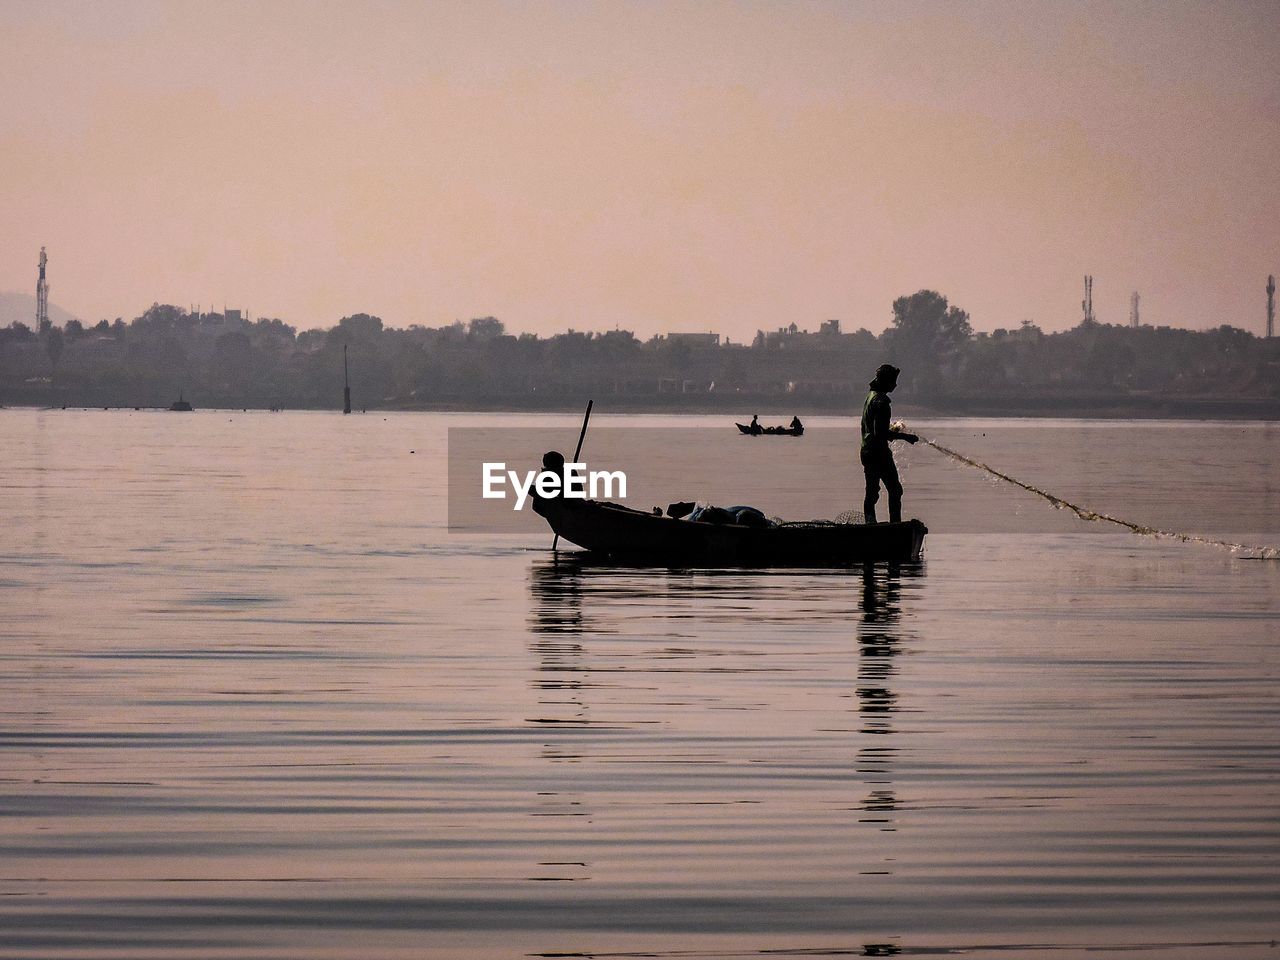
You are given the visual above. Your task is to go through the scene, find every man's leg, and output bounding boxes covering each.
[862,454,880,524]
[883,455,903,523]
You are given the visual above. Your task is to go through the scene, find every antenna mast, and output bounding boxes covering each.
[36,247,49,333]
[1268,275,1275,339]
[1081,275,1095,326]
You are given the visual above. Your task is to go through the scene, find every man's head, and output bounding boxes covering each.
[873,363,900,392]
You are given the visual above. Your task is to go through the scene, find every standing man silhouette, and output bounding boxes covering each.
[860,364,917,524]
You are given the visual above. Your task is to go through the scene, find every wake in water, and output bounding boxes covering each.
[921,437,1279,560]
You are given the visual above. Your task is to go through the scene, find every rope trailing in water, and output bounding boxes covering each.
[921,437,1277,559]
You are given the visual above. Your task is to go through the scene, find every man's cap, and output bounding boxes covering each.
[875,363,900,380]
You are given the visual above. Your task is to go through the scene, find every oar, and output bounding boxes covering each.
[552,399,593,551]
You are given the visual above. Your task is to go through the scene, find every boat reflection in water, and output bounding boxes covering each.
[525,553,924,953]
[527,556,592,740]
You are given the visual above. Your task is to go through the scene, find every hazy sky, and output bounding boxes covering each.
[2,0,1276,337]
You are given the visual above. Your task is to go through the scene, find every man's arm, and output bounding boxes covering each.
[884,405,918,444]
[867,396,917,444]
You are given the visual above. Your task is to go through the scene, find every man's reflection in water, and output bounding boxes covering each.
[856,561,921,830]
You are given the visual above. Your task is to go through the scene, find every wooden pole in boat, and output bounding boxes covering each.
[552,399,593,551]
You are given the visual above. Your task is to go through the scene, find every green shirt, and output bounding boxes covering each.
[861,389,892,453]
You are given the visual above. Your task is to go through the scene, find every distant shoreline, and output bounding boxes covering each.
[7,395,1280,420]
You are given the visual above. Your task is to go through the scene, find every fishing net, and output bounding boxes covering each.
[921,436,1278,559]
[775,509,864,528]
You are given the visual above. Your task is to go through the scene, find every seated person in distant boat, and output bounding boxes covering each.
[789,416,803,434]
[860,364,918,524]
[749,414,762,435]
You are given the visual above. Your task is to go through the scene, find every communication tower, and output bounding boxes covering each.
[1081,275,1095,325]
[1268,275,1275,339]
[36,247,49,333]
[1129,291,1140,328]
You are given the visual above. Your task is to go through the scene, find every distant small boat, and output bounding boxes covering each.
[533,496,925,565]
[169,393,193,412]
[735,421,803,437]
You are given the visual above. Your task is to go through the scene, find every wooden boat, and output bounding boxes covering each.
[533,496,926,565]
[169,392,193,412]
[735,422,803,436]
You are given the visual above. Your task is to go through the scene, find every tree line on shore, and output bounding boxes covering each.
[1,291,1277,414]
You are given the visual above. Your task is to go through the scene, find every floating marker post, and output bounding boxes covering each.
[343,344,352,415]
[552,399,594,551]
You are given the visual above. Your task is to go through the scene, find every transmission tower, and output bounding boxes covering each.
[36,247,49,333]
[1130,291,1140,328]
[1081,275,1095,325]
[1268,275,1275,339]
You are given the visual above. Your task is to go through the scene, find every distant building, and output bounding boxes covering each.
[665,332,720,348]
[198,308,250,338]
[758,321,855,349]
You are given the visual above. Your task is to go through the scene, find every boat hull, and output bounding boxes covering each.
[533,498,926,566]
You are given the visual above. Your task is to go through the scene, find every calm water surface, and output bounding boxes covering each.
[1,410,1278,959]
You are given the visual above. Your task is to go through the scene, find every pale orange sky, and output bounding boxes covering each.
[1,0,1277,337]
